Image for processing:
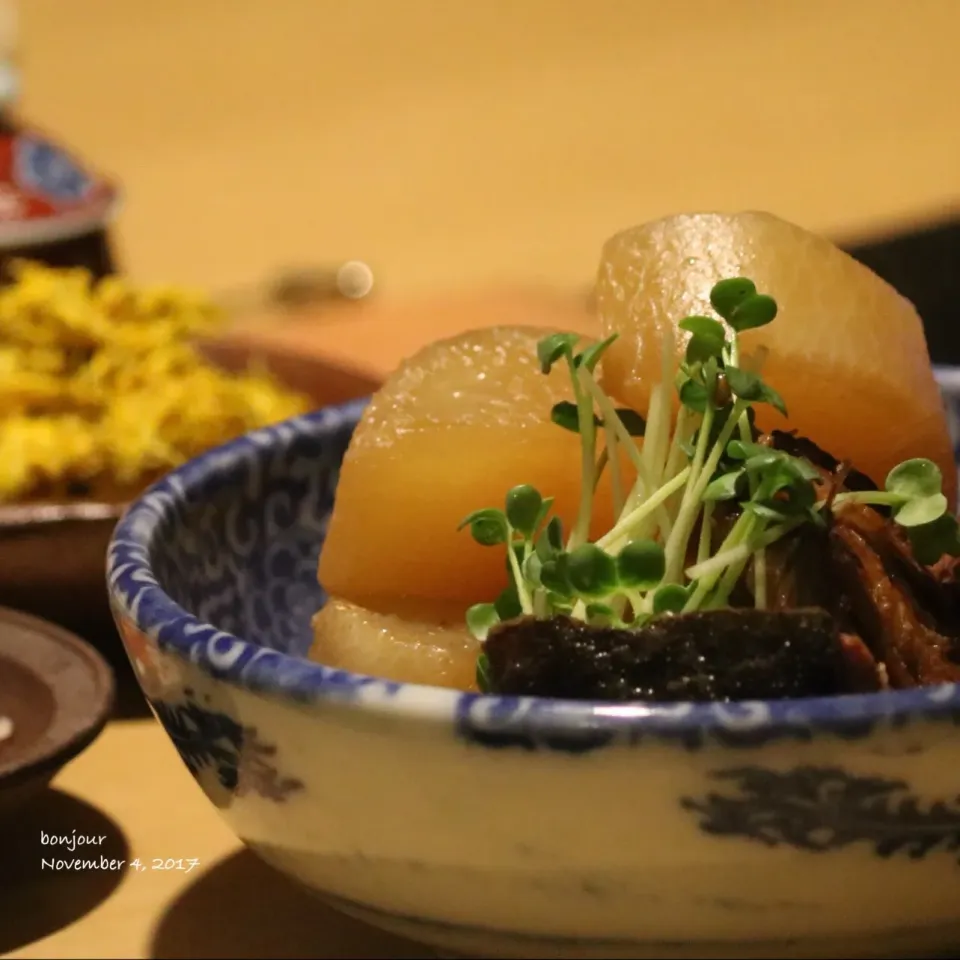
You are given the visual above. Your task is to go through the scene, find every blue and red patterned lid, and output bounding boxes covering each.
[0,3,120,250]
[0,124,120,249]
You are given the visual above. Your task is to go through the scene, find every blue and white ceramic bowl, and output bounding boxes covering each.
[107,375,960,960]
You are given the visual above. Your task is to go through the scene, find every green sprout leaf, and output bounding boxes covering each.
[494,584,523,621]
[748,502,792,523]
[536,515,565,561]
[724,366,762,400]
[753,483,817,520]
[743,453,820,517]
[539,556,573,597]
[534,496,555,532]
[537,333,580,374]
[728,441,820,485]
[686,333,726,365]
[724,367,787,415]
[523,552,543,585]
[505,484,543,537]
[757,382,787,416]
[565,543,618,598]
[585,602,617,626]
[679,315,727,341]
[550,400,601,434]
[550,400,580,432]
[680,316,727,364]
[894,493,949,528]
[710,278,757,321]
[547,516,564,549]
[504,542,525,576]
[475,652,492,692]
[576,333,619,372]
[702,468,745,501]
[886,459,944,500]
[755,453,821,485]
[905,513,960,566]
[727,439,765,460]
[614,408,647,436]
[729,293,778,332]
[616,539,665,589]
[880,459,950,530]
[458,508,508,546]
[466,604,500,641]
[743,449,783,471]
[679,378,709,414]
[652,583,690,615]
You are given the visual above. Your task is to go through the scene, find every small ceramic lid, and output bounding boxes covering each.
[0,2,118,251]
[0,123,120,250]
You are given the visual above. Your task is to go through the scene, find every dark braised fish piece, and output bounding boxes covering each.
[763,524,838,612]
[833,501,960,638]
[828,513,960,687]
[762,522,889,691]
[839,632,889,692]
[931,555,960,632]
[483,608,879,702]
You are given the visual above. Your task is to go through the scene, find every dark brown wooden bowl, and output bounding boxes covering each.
[0,606,115,820]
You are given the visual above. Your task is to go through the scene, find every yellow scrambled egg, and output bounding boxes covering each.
[0,261,312,503]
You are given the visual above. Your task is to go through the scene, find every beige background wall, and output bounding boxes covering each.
[17,0,960,296]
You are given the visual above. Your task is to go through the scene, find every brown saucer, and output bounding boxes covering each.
[0,606,115,820]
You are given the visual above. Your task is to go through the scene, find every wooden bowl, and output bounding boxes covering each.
[0,606,114,820]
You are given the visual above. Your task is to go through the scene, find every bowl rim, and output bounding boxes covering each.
[106,395,960,745]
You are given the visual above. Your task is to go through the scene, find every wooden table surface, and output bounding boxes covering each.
[3,720,429,959]
[6,0,960,957]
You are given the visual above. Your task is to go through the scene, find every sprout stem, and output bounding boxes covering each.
[753,547,768,609]
[592,448,610,492]
[580,367,643,473]
[603,415,624,517]
[684,510,755,610]
[662,403,715,582]
[624,588,645,619]
[567,358,597,549]
[685,515,804,589]
[533,589,550,618]
[664,405,693,484]
[580,367,673,538]
[831,491,904,510]
[664,398,749,583]
[705,548,753,609]
[506,528,534,615]
[692,400,749,502]
[597,466,691,552]
[697,500,714,564]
